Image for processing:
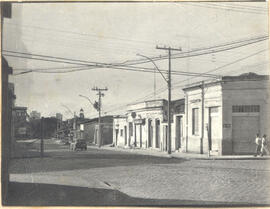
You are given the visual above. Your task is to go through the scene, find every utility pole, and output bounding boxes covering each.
[92,86,108,148]
[40,117,44,158]
[156,46,182,154]
[201,81,205,155]
[154,62,156,102]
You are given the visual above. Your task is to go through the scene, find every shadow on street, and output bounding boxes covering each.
[10,142,188,174]
[5,182,260,206]
[10,150,187,174]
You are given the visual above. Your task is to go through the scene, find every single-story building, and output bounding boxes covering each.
[113,99,185,152]
[183,72,269,155]
[80,115,113,145]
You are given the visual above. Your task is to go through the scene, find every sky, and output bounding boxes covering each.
[3,2,269,119]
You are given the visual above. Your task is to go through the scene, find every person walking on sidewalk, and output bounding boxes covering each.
[254,133,261,157]
[260,134,269,156]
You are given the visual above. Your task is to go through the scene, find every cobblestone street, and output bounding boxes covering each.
[8,140,270,206]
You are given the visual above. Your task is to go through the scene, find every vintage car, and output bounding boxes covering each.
[70,139,87,151]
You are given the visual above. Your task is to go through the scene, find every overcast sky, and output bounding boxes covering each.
[3,2,269,119]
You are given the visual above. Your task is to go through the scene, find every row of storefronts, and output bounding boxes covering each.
[113,73,269,155]
[113,99,185,152]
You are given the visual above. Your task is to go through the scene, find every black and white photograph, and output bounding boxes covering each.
[1,1,270,206]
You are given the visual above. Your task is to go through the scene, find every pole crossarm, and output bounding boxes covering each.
[156,45,182,52]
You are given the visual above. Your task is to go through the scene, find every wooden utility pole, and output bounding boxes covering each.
[156,46,181,154]
[201,81,205,154]
[40,117,44,158]
[92,86,108,148]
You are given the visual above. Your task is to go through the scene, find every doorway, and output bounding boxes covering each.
[124,126,127,145]
[163,125,168,151]
[175,116,183,150]
[139,125,142,147]
[208,107,219,152]
[134,124,137,147]
[148,119,153,147]
[155,119,160,148]
[115,129,119,146]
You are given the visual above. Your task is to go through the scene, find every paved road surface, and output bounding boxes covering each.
[8,139,270,206]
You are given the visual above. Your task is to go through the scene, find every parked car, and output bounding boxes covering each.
[70,139,87,151]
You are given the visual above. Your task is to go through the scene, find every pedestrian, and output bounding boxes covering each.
[254,133,261,157]
[260,134,269,156]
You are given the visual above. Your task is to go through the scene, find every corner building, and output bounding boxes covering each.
[183,73,269,155]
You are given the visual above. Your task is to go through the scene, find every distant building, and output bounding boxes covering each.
[56,108,89,142]
[30,110,41,120]
[43,117,58,139]
[8,83,15,107]
[80,116,113,145]
[79,108,84,119]
[56,113,63,121]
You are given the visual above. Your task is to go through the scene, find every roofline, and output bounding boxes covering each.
[127,98,185,112]
[127,98,167,106]
[113,115,127,119]
[13,106,27,110]
[79,115,113,124]
[183,73,269,92]
[182,80,221,91]
[127,105,164,112]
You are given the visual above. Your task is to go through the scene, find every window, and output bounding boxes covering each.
[232,105,260,113]
[192,108,199,135]
[120,129,123,136]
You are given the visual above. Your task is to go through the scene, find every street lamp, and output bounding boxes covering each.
[136,53,171,154]
[136,53,167,83]
[79,94,94,106]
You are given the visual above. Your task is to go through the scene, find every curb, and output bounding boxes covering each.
[171,155,270,161]
[87,146,270,160]
[87,146,173,158]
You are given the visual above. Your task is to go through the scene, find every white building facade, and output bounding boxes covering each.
[113,99,185,152]
[183,73,269,155]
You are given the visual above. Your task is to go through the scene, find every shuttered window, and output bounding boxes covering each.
[192,108,199,135]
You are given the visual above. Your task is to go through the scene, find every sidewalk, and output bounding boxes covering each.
[88,145,270,160]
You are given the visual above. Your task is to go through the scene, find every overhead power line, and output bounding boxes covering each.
[115,47,269,105]
[208,2,268,12]
[185,2,267,15]
[114,35,268,66]
[4,35,267,68]
[229,3,268,10]
[5,22,156,46]
[142,48,269,100]
[202,2,268,13]
[61,47,269,115]
[8,53,218,78]
[3,35,268,76]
